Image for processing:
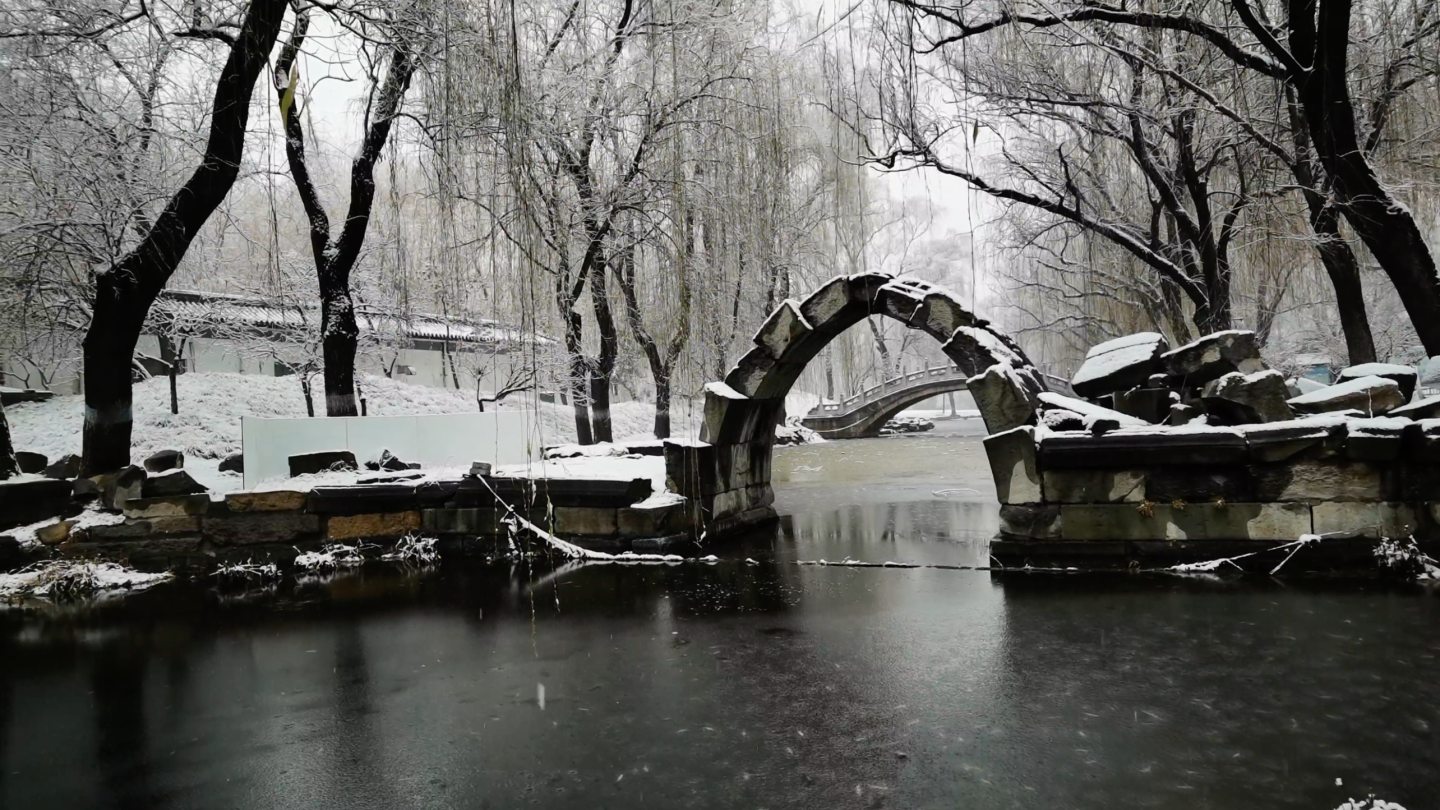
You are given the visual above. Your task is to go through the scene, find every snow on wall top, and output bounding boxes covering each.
[149,289,551,349]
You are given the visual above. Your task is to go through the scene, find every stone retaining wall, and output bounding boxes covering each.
[9,476,694,572]
[986,419,1440,567]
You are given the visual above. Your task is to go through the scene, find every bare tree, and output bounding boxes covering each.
[82,0,290,472]
[886,0,1440,355]
[273,0,421,416]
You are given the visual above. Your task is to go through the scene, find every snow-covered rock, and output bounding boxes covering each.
[1070,332,1168,398]
[1389,396,1440,420]
[969,363,1039,433]
[1337,362,1417,402]
[1287,375,1405,416]
[1037,391,1148,431]
[1161,330,1263,385]
[1202,369,1294,424]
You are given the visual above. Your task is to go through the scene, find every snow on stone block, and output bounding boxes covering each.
[1288,375,1405,416]
[1345,416,1411,462]
[1338,362,1417,402]
[876,278,934,322]
[1202,369,1294,424]
[703,381,748,401]
[912,291,978,339]
[797,275,855,336]
[967,363,1038,434]
[752,299,813,361]
[1389,396,1440,420]
[943,327,1022,373]
[1070,332,1168,398]
[1161,330,1263,385]
[1037,392,1148,428]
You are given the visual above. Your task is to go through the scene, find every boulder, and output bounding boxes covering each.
[1160,330,1263,386]
[968,363,1038,434]
[143,449,185,473]
[15,451,47,474]
[218,452,244,473]
[1201,370,1294,424]
[1337,362,1417,402]
[142,469,208,498]
[1287,375,1405,416]
[289,450,358,477]
[92,465,146,510]
[1070,332,1169,398]
[71,477,100,501]
[379,449,409,472]
[42,453,82,480]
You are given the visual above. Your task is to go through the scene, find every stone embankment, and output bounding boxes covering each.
[1,445,691,572]
[988,329,1440,567]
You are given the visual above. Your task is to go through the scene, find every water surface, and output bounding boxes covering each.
[3,423,1437,809]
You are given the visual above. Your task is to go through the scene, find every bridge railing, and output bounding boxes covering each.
[807,364,969,416]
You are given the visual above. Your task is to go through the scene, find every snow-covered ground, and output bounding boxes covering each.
[6,373,708,493]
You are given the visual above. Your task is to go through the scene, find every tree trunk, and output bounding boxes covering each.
[320,286,360,416]
[0,400,17,480]
[1285,87,1378,366]
[561,303,594,445]
[589,264,618,444]
[1313,212,1378,365]
[1296,0,1440,354]
[81,0,289,473]
[301,376,315,417]
[653,370,672,440]
[159,334,180,415]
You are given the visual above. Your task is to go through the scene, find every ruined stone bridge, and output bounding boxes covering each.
[799,365,972,439]
[663,272,1047,538]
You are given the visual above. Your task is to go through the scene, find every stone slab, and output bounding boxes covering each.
[203,512,321,545]
[1312,502,1418,539]
[225,490,308,512]
[123,494,212,519]
[89,516,202,539]
[552,507,619,536]
[1144,467,1252,503]
[0,477,77,531]
[327,511,422,540]
[618,502,689,537]
[308,485,418,516]
[1042,469,1146,503]
[1251,461,1392,502]
[984,426,1043,505]
[999,504,1062,540]
[1060,502,1311,541]
[1059,501,1307,539]
[1038,429,1247,468]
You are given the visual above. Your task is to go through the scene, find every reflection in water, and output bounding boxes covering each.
[1,429,1437,809]
[779,500,996,567]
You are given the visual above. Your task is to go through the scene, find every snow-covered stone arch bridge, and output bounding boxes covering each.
[662,272,1049,537]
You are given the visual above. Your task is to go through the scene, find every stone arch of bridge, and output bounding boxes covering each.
[669,272,1049,536]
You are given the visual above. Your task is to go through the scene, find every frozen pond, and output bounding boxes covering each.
[2,422,1437,809]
